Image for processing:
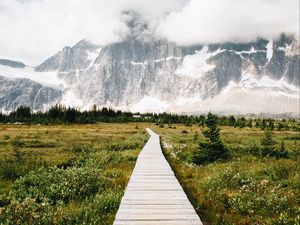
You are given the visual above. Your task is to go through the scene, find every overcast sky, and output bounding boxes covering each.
[0,0,298,65]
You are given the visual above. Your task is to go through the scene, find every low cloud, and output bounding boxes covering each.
[0,0,298,65]
[156,0,299,45]
[0,0,184,65]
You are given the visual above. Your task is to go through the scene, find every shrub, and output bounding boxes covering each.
[0,197,57,225]
[11,166,106,204]
[70,145,94,154]
[261,132,289,159]
[106,134,147,151]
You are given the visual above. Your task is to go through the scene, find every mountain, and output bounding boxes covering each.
[0,60,62,112]
[0,76,61,112]
[0,17,299,116]
[0,59,25,68]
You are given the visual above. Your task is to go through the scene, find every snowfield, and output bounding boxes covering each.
[0,64,63,89]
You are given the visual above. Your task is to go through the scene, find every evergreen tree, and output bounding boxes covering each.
[0,111,4,122]
[275,141,288,159]
[277,123,283,131]
[13,106,31,120]
[261,119,267,130]
[269,120,275,130]
[261,130,277,157]
[64,108,76,123]
[193,113,229,164]
[48,104,64,120]
[255,120,260,128]
[228,115,236,127]
[247,119,253,128]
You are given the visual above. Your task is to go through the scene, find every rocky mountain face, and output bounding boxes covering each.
[32,33,299,114]
[0,75,61,112]
[0,59,25,68]
[0,19,299,115]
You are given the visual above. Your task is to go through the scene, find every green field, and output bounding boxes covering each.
[152,125,300,225]
[0,122,299,225]
[0,123,148,224]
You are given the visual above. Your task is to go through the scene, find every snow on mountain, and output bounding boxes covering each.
[130,96,168,113]
[0,64,62,89]
[130,77,299,115]
[266,40,274,63]
[0,28,299,116]
[176,46,224,78]
[61,90,83,108]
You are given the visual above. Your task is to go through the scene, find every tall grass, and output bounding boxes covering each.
[0,123,148,225]
[155,124,300,225]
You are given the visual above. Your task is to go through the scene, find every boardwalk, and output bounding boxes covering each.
[113,128,203,225]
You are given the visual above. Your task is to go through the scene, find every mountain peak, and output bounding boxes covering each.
[122,10,154,42]
[0,59,26,68]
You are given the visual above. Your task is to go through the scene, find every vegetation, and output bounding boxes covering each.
[0,110,299,224]
[0,105,299,132]
[0,123,148,224]
[154,122,300,225]
[193,113,229,164]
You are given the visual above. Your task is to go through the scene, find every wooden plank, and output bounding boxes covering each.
[113,128,203,225]
[114,221,201,225]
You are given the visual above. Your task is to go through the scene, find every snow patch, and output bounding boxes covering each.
[155,56,181,63]
[239,73,299,93]
[154,72,300,115]
[176,46,223,78]
[61,91,83,108]
[266,40,273,63]
[0,64,62,89]
[130,96,168,113]
[130,61,148,66]
[86,48,102,69]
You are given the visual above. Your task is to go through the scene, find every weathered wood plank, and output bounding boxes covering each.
[113,128,203,225]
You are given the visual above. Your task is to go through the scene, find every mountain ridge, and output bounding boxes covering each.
[0,33,299,116]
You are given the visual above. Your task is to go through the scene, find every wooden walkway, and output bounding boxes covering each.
[113,128,203,225]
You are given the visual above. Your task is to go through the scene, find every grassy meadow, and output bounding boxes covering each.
[0,122,299,225]
[151,124,300,225]
[0,123,148,224]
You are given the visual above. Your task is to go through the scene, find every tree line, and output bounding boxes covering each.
[0,105,298,131]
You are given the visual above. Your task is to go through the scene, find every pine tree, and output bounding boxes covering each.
[0,111,4,122]
[247,119,253,128]
[276,141,288,159]
[261,130,276,157]
[193,113,229,164]
[64,107,76,123]
[14,106,31,120]
[269,120,275,130]
[228,115,236,127]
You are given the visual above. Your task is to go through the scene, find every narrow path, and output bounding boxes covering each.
[113,128,203,225]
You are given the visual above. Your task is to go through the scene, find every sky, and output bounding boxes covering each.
[0,0,299,65]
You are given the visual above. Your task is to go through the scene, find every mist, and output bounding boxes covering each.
[0,0,298,65]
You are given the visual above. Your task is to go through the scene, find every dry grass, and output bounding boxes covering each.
[151,124,300,225]
[0,123,149,225]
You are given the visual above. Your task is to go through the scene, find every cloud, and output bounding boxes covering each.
[156,0,299,45]
[0,0,185,65]
[0,0,298,65]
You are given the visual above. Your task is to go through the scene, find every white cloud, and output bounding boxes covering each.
[0,0,298,65]
[156,0,299,45]
[0,0,184,65]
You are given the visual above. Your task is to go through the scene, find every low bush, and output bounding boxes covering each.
[106,134,147,151]
[11,166,106,204]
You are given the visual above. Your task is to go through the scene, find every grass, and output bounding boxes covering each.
[1,122,299,224]
[151,124,300,225]
[0,123,148,225]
